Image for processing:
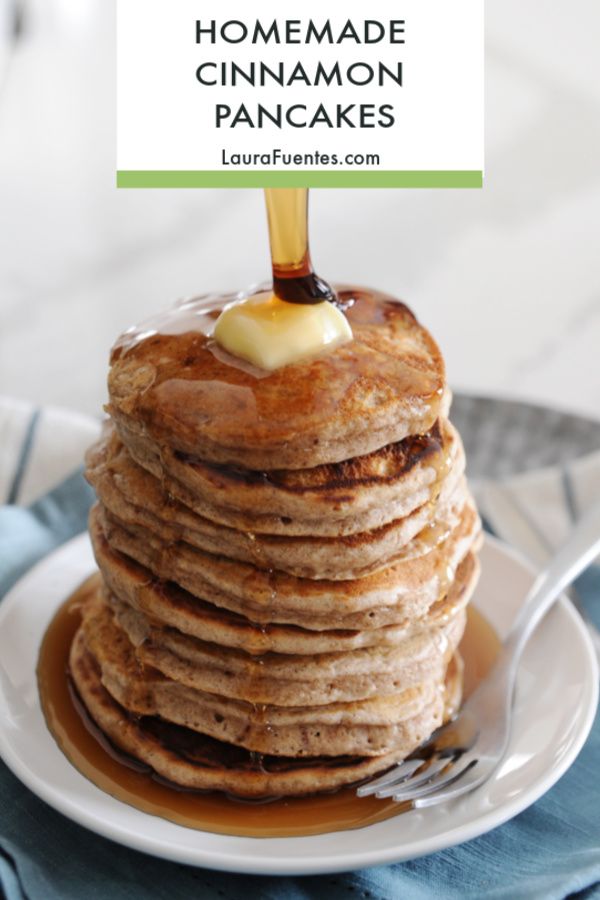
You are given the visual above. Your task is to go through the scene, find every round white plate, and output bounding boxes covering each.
[0,534,597,875]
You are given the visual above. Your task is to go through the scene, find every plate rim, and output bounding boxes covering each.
[0,532,597,876]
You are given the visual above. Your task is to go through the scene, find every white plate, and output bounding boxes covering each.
[0,534,597,875]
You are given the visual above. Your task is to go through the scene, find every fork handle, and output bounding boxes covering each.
[502,501,600,674]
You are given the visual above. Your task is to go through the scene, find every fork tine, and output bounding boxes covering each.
[413,759,484,808]
[356,758,424,797]
[391,758,477,803]
[375,756,451,799]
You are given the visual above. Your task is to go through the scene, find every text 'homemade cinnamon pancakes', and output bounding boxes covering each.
[70,286,482,798]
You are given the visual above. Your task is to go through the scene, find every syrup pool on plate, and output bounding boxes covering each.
[37,575,501,838]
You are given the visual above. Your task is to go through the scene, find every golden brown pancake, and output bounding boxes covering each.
[70,629,463,797]
[110,593,466,706]
[96,530,478,656]
[88,435,467,579]
[76,588,461,758]
[92,503,481,630]
[97,416,461,537]
[108,288,447,470]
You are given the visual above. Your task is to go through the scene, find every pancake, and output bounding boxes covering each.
[70,630,463,797]
[77,590,459,758]
[96,528,479,655]
[96,532,480,656]
[108,288,448,470]
[88,437,467,579]
[105,415,460,537]
[110,593,466,706]
[92,502,481,629]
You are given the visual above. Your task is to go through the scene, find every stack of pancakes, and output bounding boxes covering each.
[71,288,481,798]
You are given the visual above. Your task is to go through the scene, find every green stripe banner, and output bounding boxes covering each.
[116,170,483,189]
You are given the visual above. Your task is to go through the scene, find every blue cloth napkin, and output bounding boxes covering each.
[1,475,600,900]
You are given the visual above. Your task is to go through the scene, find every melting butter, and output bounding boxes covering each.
[213,292,352,371]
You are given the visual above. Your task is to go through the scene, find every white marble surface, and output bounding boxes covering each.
[0,0,599,422]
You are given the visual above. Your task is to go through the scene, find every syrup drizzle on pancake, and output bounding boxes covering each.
[107,187,446,474]
[108,287,445,484]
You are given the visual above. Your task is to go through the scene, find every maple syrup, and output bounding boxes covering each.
[37,575,501,838]
[264,188,336,305]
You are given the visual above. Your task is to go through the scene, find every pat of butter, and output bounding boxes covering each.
[213,293,352,371]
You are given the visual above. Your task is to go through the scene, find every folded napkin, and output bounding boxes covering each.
[0,397,599,900]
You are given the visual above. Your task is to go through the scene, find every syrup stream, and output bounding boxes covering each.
[265,188,336,305]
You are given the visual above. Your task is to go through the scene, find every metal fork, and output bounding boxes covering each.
[357,501,600,809]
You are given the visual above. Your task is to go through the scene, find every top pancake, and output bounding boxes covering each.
[108,287,447,469]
